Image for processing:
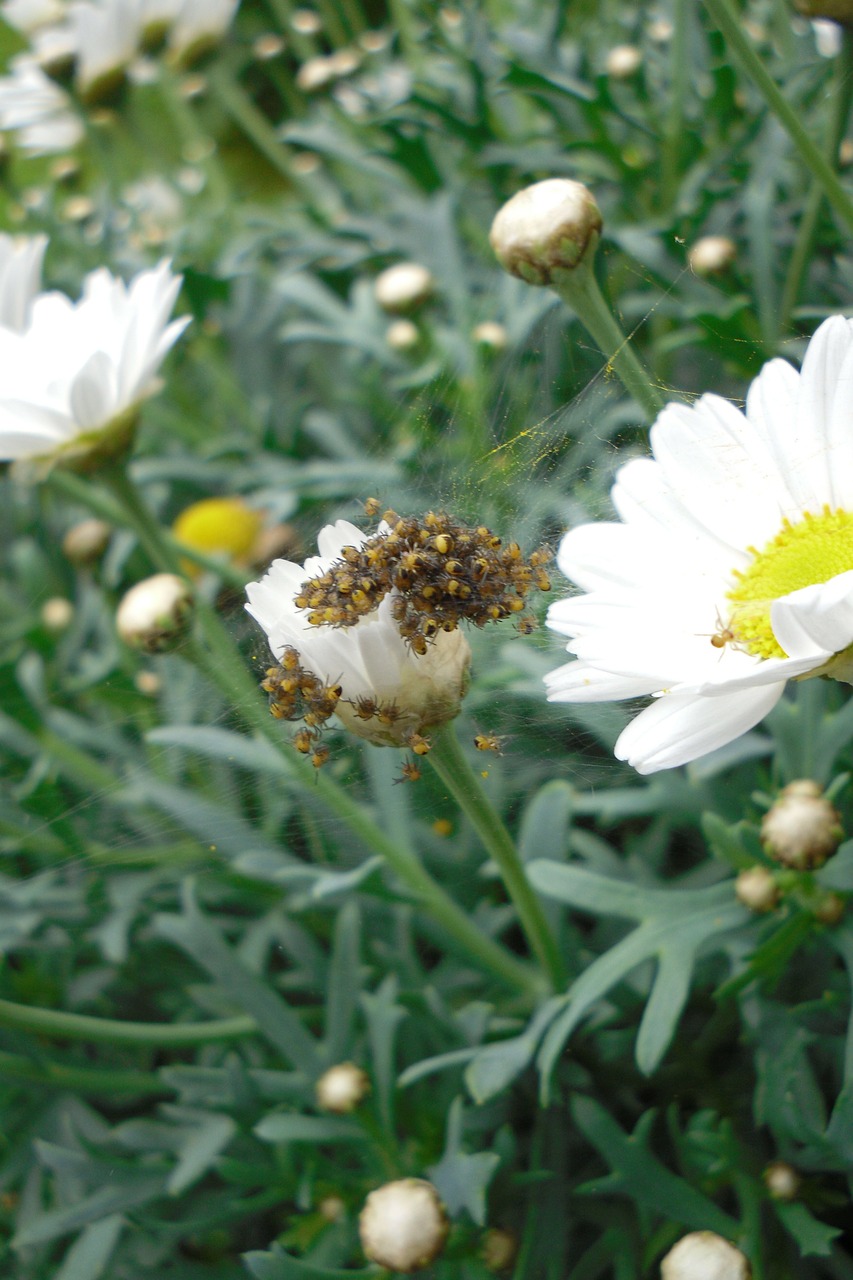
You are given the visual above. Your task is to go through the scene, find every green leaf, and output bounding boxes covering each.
[146,726,288,775]
[527,863,748,1088]
[13,1175,166,1248]
[167,1113,236,1196]
[244,1248,375,1280]
[571,1097,739,1238]
[464,999,565,1104]
[254,1114,366,1143]
[426,1097,500,1225]
[154,882,320,1075]
[54,1214,124,1280]
[772,1200,841,1257]
[323,901,362,1063]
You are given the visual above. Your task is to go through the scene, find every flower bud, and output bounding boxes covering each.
[318,1194,346,1222]
[292,8,323,34]
[315,1062,370,1114]
[254,33,286,61]
[62,517,111,566]
[606,44,643,78]
[763,1161,800,1201]
[116,573,193,653]
[489,179,603,286]
[481,1227,518,1272]
[374,263,435,314]
[134,669,163,696]
[472,321,509,351]
[296,56,338,92]
[688,235,737,276]
[814,891,846,925]
[660,1232,751,1280]
[761,780,843,870]
[734,866,779,913]
[359,1178,449,1273]
[386,318,420,351]
[41,597,73,632]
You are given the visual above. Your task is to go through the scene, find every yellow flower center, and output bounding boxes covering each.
[173,497,262,576]
[727,507,853,659]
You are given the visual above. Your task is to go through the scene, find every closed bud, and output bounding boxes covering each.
[763,1161,800,1201]
[688,235,737,276]
[661,1232,751,1280]
[117,573,193,653]
[315,1062,370,1114]
[374,263,435,314]
[41,597,73,632]
[359,1178,449,1273]
[386,318,421,351]
[62,517,111,565]
[472,321,509,350]
[761,780,843,870]
[606,44,643,78]
[814,891,846,925]
[318,1194,346,1222]
[735,866,779,913]
[489,179,603,285]
[481,1227,518,1272]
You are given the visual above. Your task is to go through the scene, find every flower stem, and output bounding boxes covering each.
[0,1049,172,1096]
[94,467,539,997]
[780,30,853,330]
[0,997,256,1046]
[703,0,853,238]
[427,724,566,992]
[551,255,666,421]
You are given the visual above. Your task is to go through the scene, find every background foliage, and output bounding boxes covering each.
[1,0,853,1276]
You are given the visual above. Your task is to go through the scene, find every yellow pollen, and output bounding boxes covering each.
[727,506,853,659]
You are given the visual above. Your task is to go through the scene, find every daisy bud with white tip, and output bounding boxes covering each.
[761,780,843,870]
[734,866,779,913]
[606,44,643,78]
[62,517,111,565]
[315,1062,370,1113]
[661,1232,751,1280]
[472,321,509,351]
[481,1227,518,1272]
[374,262,435,314]
[688,235,737,276]
[489,179,602,287]
[763,1161,800,1201]
[359,1178,449,1273]
[41,596,73,631]
[386,318,420,351]
[117,573,193,653]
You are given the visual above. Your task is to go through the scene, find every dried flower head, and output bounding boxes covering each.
[490,179,603,286]
[359,1178,449,1273]
[761,780,843,870]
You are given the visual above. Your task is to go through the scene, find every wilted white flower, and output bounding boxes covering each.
[0,257,189,470]
[359,1179,449,1273]
[245,520,472,748]
[0,55,83,154]
[546,316,853,773]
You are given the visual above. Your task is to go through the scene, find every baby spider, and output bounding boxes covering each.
[363,496,382,517]
[474,733,504,754]
[394,760,422,784]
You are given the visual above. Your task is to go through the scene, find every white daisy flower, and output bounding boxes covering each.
[0,55,83,154]
[245,520,472,747]
[68,0,142,98]
[167,0,240,65]
[0,257,189,470]
[545,316,853,773]
[1,0,67,33]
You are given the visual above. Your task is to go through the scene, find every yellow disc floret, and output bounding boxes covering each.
[728,506,853,659]
[173,497,263,576]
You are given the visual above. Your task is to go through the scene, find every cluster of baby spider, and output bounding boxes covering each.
[261,645,343,768]
[294,502,551,654]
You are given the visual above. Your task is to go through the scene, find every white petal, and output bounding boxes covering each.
[795,315,853,508]
[614,683,785,774]
[544,659,660,701]
[771,569,853,657]
[69,350,118,428]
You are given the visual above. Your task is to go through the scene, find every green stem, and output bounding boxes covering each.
[779,30,853,329]
[0,997,256,1046]
[206,63,301,186]
[0,1048,172,1096]
[427,724,566,992]
[661,0,690,210]
[94,468,539,998]
[704,0,853,238]
[551,255,666,422]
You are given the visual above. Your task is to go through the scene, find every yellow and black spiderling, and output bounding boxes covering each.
[474,732,505,755]
[261,645,343,765]
[295,511,553,653]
